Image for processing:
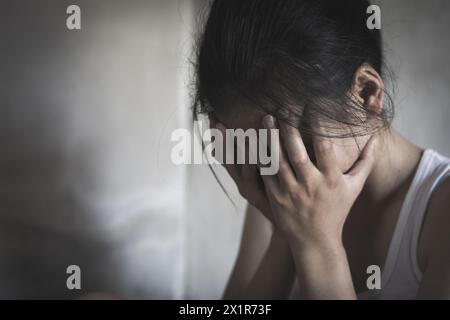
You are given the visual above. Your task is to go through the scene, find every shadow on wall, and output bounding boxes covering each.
[0,0,191,299]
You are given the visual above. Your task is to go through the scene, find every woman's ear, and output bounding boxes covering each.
[350,63,384,114]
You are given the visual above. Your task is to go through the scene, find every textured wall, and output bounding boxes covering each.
[0,0,193,299]
[379,0,450,156]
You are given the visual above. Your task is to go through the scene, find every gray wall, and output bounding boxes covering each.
[379,0,450,154]
[0,0,193,299]
[0,0,448,299]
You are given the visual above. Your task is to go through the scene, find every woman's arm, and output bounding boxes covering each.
[245,228,296,299]
[223,204,296,300]
[287,236,356,299]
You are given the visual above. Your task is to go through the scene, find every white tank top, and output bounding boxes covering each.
[290,149,450,300]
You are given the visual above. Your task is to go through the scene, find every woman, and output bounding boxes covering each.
[192,0,450,299]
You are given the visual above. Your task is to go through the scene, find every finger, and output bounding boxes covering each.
[263,115,296,187]
[248,129,278,191]
[346,135,378,188]
[242,162,270,201]
[260,169,280,208]
[279,120,317,180]
[313,137,339,174]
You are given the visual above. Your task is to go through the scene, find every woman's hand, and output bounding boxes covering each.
[214,122,274,223]
[259,115,378,299]
[260,115,378,250]
[213,114,378,299]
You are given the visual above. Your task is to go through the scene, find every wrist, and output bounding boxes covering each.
[288,237,348,280]
[287,232,344,255]
[270,229,292,251]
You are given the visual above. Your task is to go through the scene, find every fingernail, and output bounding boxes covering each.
[263,115,275,128]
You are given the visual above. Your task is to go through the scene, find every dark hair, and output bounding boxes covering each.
[192,0,394,138]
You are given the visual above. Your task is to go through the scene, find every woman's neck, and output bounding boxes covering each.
[362,128,423,204]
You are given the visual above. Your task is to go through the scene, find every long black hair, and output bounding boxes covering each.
[192,0,394,138]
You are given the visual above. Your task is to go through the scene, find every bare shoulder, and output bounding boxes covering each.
[419,175,450,271]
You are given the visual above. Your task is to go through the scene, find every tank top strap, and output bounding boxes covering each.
[359,149,450,299]
[408,150,450,282]
[379,149,450,298]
